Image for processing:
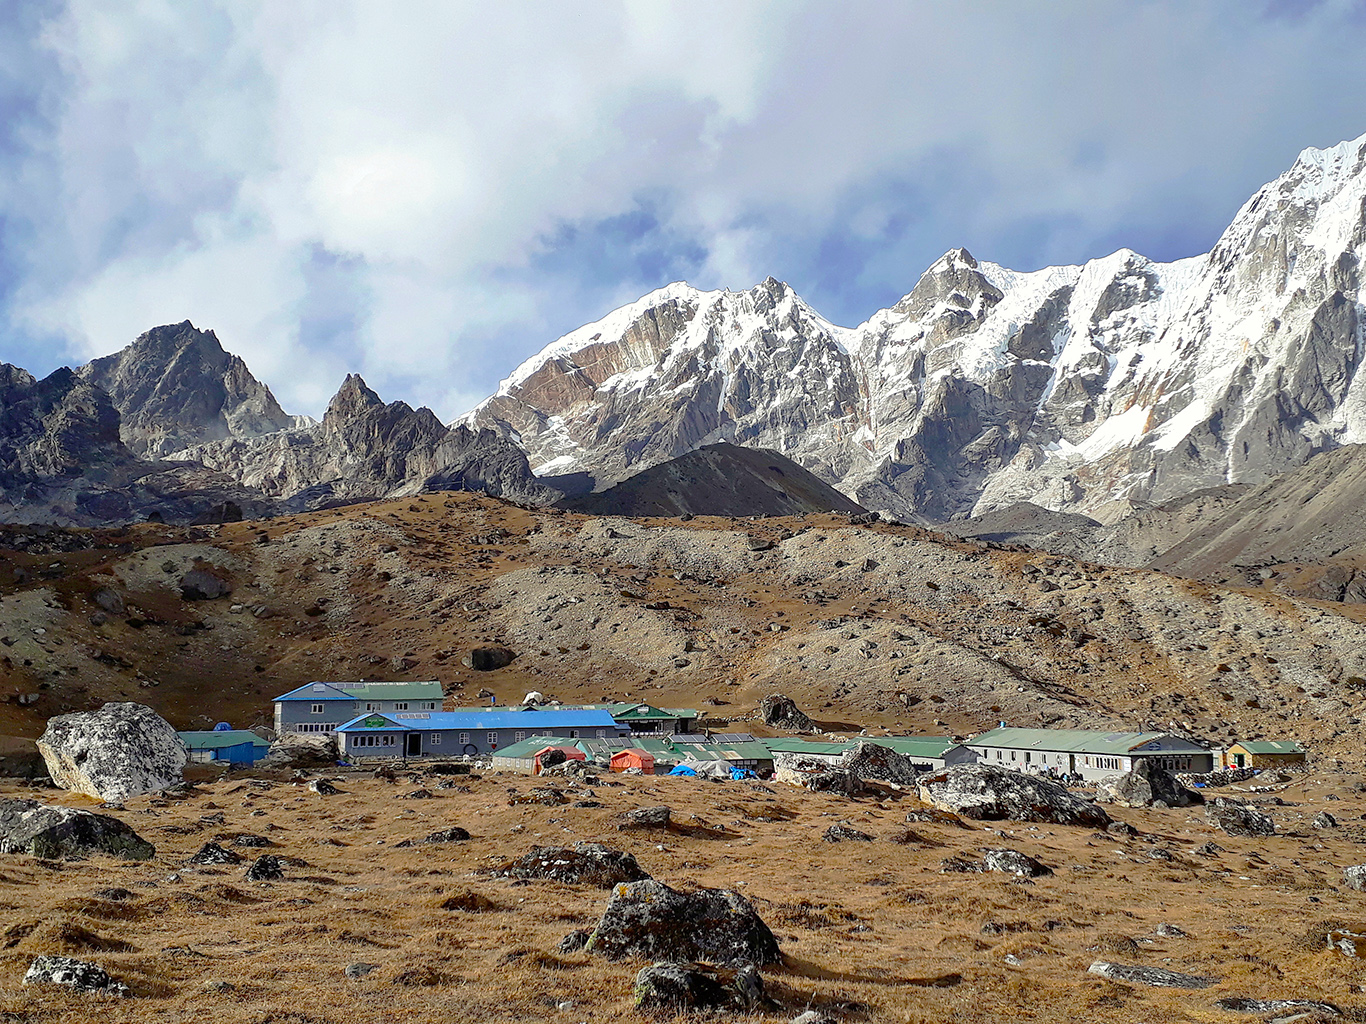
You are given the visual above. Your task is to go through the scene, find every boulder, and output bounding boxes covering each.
[1343,865,1366,892]
[1215,997,1341,1016]
[0,798,155,860]
[180,567,231,601]
[90,587,125,615]
[1205,799,1275,837]
[633,962,771,1013]
[37,702,187,802]
[838,741,923,786]
[245,854,284,881]
[499,842,651,887]
[586,879,782,965]
[1086,961,1215,989]
[556,929,591,953]
[617,806,671,830]
[464,647,515,671]
[774,758,865,797]
[761,694,814,732]
[823,824,874,843]
[918,764,1111,827]
[186,841,241,866]
[1313,811,1339,829]
[980,848,1052,877]
[258,732,336,769]
[308,779,341,796]
[23,956,130,997]
[1094,761,1203,809]
[522,691,545,705]
[423,827,471,844]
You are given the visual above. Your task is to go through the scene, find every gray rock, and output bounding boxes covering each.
[1215,996,1341,1016]
[980,848,1052,877]
[1095,760,1203,809]
[499,842,650,887]
[823,824,874,843]
[586,879,782,965]
[180,567,232,601]
[631,962,771,1013]
[1205,799,1275,837]
[23,956,130,997]
[422,827,471,844]
[918,764,1111,827]
[245,854,284,881]
[37,701,188,802]
[1342,865,1366,891]
[308,779,341,796]
[1086,960,1216,989]
[618,805,671,829]
[231,833,272,847]
[761,693,815,732]
[837,741,923,786]
[792,1013,840,1024]
[0,798,155,860]
[1155,923,1188,938]
[1312,811,1339,829]
[186,841,241,866]
[345,962,379,980]
[90,587,125,615]
[556,929,591,954]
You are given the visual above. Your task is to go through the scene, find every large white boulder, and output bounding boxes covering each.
[36,702,187,802]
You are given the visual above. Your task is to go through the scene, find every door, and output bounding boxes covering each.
[1233,752,1244,767]
[1068,755,1075,775]
[406,733,421,757]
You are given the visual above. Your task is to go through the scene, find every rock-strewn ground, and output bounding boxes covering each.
[0,763,1362,1022]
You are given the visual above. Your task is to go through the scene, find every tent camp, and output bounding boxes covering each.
[534,745,586,774]
[610,748,656,774]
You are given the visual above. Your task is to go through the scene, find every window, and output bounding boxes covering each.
[995,750,1002,760]
[421,701,437,711]
[366,702,381,711]
[383,735,394,747]
[395,702,408,711]
[515,731,526,742]
[597,730,606,738]
[570,730,580,739]
[311,703,324,714]
[296,723,335,733]
[486,732,497,745]
[459,732,470,744]
[1024,752,1031,764]
[430,733,442,745]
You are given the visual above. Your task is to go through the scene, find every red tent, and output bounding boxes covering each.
[533,745,585,774]
[610,748,656,774]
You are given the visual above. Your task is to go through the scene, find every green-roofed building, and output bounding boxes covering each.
[967,727,1213,781]
[1224,739,1306,769]
[488,735,565,773]
[179,730,271,765]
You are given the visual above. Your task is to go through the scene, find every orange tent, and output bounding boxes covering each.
[610,748,656,774]
[533,745,585,774]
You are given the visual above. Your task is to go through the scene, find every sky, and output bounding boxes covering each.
[1,0,1365,421]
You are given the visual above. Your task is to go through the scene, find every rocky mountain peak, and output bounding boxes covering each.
[79,321,294,459]
[323,373,386,426]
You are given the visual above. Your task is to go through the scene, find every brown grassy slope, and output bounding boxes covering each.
[0,766,1364,1024]
[0,493,1364,757]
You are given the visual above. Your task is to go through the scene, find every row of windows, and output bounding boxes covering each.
[310,701,440,714]
[295,723,337,733]
[351,735,396,748]
[990,748,1128,771]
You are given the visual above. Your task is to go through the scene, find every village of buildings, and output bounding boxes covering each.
[174,678,1307,784]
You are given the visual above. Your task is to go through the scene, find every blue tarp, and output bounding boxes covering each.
[668,764,697,776]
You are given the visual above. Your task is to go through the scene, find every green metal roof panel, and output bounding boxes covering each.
[1234,739,1306,754]
[178,730,267,750]
[858,737,960,758]
[489,736,565,759]
[276,680,444,702]
[761,739,851,756]
[967,727,1207,756]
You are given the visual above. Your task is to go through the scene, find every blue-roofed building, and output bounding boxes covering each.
[335,708,628,759]
[272,681,445,737]
[179,730,272,765]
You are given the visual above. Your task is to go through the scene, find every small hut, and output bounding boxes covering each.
[610,748,656,774]
[534,745,586,775]
[1224,739,1306,769]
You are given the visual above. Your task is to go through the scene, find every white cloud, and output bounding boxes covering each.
[3,0,1365,419]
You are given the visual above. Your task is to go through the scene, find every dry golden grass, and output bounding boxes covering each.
[0,768,1362,1022]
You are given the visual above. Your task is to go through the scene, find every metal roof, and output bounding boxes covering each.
[274,680,444,702]
[178,730,268,750]
[762,738,851,756]
[857,736,961,758]
[1231,739,1306,754]
[337,709,621,732]
[967,727,1208,756]
[489,735,566,759]
[336,709,620,731]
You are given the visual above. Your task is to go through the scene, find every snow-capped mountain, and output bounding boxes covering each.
[465,132,1366,520]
